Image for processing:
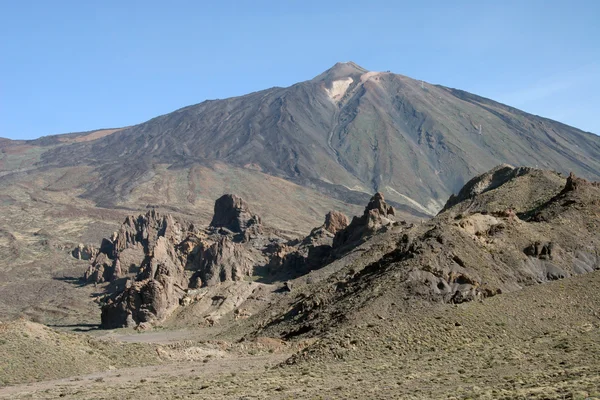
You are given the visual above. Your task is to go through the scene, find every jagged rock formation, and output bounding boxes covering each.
[71,244,98,261]
[84,210,194,284]
[323,211,349,234]
[333,192,397,251]
[209,194,262,238]
[101,234,190,328]
[265,196,399,280]
[87,194,374,328]
[82,199,268,328]
[91,196,355,328]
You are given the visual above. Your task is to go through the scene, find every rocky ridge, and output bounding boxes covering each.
[247,167,600,342]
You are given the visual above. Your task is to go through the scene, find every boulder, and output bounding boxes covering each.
[323,211,349,234]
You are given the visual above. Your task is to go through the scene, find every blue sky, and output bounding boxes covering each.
[1,0,599,140]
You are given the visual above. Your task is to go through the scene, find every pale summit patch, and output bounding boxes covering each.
[324,77,353,102]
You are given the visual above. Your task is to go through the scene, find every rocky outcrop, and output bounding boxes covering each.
[99,233,259,328]
[524,241,554,260]
[440,166,570,218]
[253,166,600,343]
[323,211,349,234]
[561,172,600,194]
[97,201,355,328]
[101,234,189,328]
[192,237,257,287]
[210,194,262,236]
[333,193,396,250]
[87,210,198,328]
[89,196,277,328]
[265,210,351,279]
[441,164,534,212]
[84,210,193,284]
[71,244,98,261]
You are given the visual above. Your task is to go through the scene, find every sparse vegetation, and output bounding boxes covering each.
[1,62,600,399]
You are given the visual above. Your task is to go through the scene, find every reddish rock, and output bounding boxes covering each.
[323,211,349,234]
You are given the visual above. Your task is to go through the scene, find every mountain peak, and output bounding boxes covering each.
[313,61,369,82]
[332,61,367,72]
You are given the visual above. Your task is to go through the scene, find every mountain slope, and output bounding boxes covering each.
[39,61,600,215]
[245,167,600,343]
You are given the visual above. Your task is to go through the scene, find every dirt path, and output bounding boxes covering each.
[0,353,290,398]
[95,328,206,344]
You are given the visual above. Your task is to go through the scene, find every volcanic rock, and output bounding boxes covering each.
[441,164,532,212]
[84,210,194,284]
[210,194,262,235]
[97,212,197,327]
[253,166,600,343]
[72,244,98,261]
[89,196,276,328]
[323,211,349,234]
[192,236,257,287]
[264,210,350,279]
[333,192,396,250]
[524,241,554,260]
[561,171,600,194]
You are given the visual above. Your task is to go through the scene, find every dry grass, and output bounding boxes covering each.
[1,272,599,399]
[0,319,161,387]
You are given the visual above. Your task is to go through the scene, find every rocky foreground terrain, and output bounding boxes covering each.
[1,165,600,399]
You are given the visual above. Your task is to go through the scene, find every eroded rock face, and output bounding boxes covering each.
[84,210,193,284]
[88,211,197,328]
[72,244,98,261]
[333,192,396,250]
[90,196,276,328]
[210,194,262,235]
[193,237,256,287]
[265,210,350,279]
[101,233,190,328]
[323,211,349,234]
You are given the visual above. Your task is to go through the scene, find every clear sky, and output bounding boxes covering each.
[1,0,599,140]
